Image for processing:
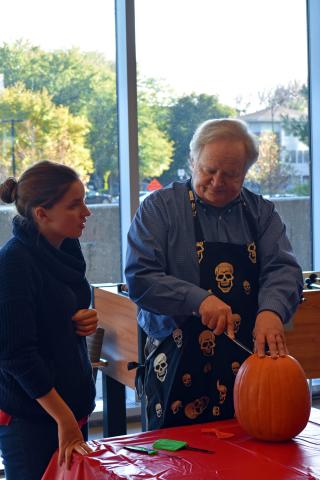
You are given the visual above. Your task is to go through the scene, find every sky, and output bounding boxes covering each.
[0,0,308,112]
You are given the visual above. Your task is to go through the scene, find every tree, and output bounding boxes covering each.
[137,76,174,131]
[281,84,308,146]
[0,83,93,180]
[137,78,174,181]
[160,93,236,185]
[0,41,109,115]
[0,41,118,185]
[138,116,173,179]
[86,83,118,189]
[246,131,294,195]
[259,82,308,145]
[259,82,305,111]
[0,41,175,189]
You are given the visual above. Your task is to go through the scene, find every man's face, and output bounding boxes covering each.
[192,139,248,207]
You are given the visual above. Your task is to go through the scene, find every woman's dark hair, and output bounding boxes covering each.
[0,161,79,220]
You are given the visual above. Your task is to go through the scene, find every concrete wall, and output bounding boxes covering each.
[272,197,311,270]
[0,197,312,284]
[80,205,122,283]
[0,204,122,284]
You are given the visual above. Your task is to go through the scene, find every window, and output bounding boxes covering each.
[0,0,121,284]
[135,0,311,269]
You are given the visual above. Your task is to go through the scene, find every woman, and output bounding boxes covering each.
[0,161,98,480]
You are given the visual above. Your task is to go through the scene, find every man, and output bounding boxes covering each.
[125,118,303,429]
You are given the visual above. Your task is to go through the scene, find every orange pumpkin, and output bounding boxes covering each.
[233,353,311,441]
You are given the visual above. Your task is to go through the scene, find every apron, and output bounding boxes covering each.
[144,183,259,429]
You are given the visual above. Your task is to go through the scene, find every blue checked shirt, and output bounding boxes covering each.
[125,180,303,340]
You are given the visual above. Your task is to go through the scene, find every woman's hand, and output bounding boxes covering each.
[253,311,288,359]
[36,388,93,470]
[57,416,93,469]
[72,308,98,336]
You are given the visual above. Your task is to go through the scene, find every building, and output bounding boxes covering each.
[240,106,309,186]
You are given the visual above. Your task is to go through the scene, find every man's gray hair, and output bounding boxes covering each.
[189,118,259,170]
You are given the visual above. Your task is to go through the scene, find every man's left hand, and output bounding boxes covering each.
[72,308,98,337]
[253,311,288,359]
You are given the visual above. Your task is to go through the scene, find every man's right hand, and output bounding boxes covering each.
[198,295,234,338]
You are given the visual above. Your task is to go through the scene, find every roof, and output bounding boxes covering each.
[239,106,304,122]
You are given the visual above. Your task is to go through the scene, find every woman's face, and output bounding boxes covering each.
[35,179,91,248]
[191,139,248,207]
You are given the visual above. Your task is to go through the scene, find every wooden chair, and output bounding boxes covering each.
[86,327,108,381]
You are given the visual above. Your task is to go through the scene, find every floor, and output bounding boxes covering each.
[89,418,142,440]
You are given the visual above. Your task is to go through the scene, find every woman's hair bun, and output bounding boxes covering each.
[0,177,18,204]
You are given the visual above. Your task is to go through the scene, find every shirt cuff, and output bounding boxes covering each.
[257,303,287,324]
[183,285,212,315]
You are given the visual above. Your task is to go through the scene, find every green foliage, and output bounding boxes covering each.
[160,93,236,185]
[4,41,304,192]
[282,83,308,146]
[138,119,173,178]
[137,79,174,179]
[288,182,310,196]
[0,40,110,115]
[259,82,309,146]
[246,131,294,195]
[0,41,175,187]
[0,83,92,180]
[282,115,308,146]
[0,41,119,185]
[87,85,118,183]
[137,76,174,130]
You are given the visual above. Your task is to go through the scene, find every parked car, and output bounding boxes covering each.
[90,190,151,205]
[85,190,112,204]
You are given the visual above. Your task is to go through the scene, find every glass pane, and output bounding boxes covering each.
[0,0,121,283]
[135,0,310,270]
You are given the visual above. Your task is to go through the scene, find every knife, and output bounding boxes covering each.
[224,332,253,355]
[123,445,182,459]
[123,445,158,455]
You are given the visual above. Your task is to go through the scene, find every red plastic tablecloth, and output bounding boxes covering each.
[42,409,320,480]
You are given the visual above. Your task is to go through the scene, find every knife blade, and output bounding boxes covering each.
[152,439,214,454]
[184,445,215,454]
[224,332,253,355]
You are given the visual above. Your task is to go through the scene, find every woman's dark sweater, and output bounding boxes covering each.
[0,216,96,421]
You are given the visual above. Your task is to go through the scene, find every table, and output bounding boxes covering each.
[42,408,320,479]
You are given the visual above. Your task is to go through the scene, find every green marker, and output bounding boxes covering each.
[124,445,158,455]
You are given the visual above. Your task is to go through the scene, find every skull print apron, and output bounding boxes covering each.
[144,182,259,429]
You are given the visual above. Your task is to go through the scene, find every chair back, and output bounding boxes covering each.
[87,327,105,381]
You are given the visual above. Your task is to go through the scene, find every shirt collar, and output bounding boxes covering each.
[189,179,243,213]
